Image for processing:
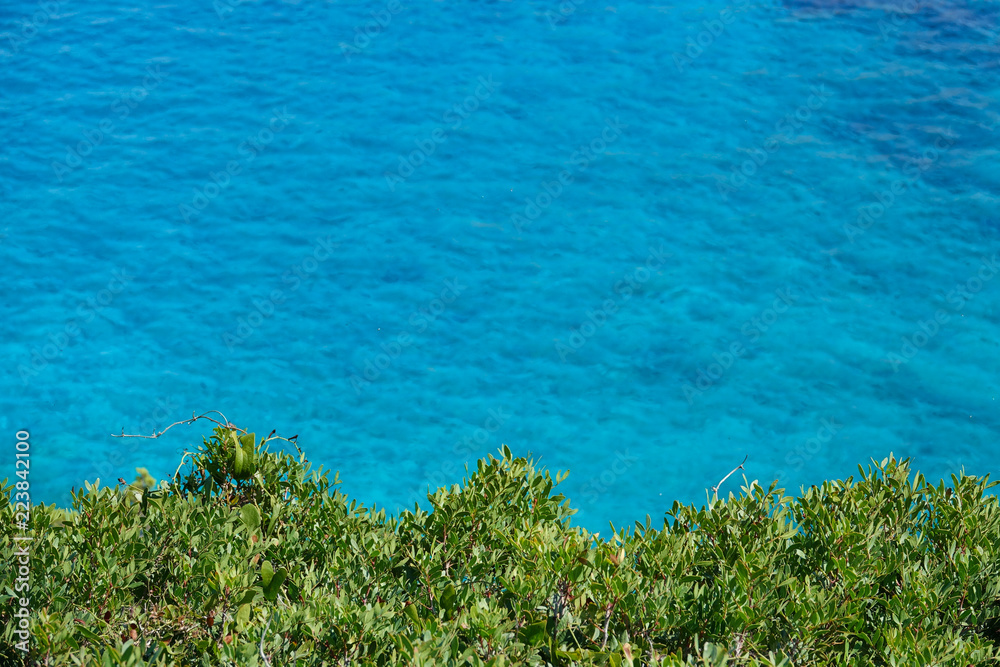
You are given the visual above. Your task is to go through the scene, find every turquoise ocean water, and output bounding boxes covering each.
[2,0,998,531]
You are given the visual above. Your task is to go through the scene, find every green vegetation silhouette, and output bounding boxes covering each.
[2,413,999,665]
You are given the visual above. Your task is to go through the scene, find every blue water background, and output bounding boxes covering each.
[2,0,998,531]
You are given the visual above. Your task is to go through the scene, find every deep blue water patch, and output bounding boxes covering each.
[2,0,998,531]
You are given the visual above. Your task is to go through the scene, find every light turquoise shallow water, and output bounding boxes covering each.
[2,1,998,531]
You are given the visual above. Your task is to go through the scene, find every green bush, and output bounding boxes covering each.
[2,424,999,666]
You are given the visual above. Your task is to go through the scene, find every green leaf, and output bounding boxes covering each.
[440,582,457,614]
[518,619,548,647]
[403,603,422,629]
[77,626,101,643]
[231,431,256,480]
[393,633,414,658]
[266,501,282,536]
[236,603,252,630]
[239,433,256,459]
[263,568,287,602]
[260,560,275,587]
[240,504,261,533]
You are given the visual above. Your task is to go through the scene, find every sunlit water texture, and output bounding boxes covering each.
[2,0,998,531]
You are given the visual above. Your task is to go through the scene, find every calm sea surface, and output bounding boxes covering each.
[2,0,998,530]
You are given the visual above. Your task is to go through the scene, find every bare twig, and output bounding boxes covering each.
[113,411,302,487]
[600,600,615,649]
[111,410,239,439]
[712,455,749,496]
[171,451,196,482]
[259,612,274,667]
[733,630,746,658]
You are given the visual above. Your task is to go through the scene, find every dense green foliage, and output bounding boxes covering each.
[2,425,1000,666]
